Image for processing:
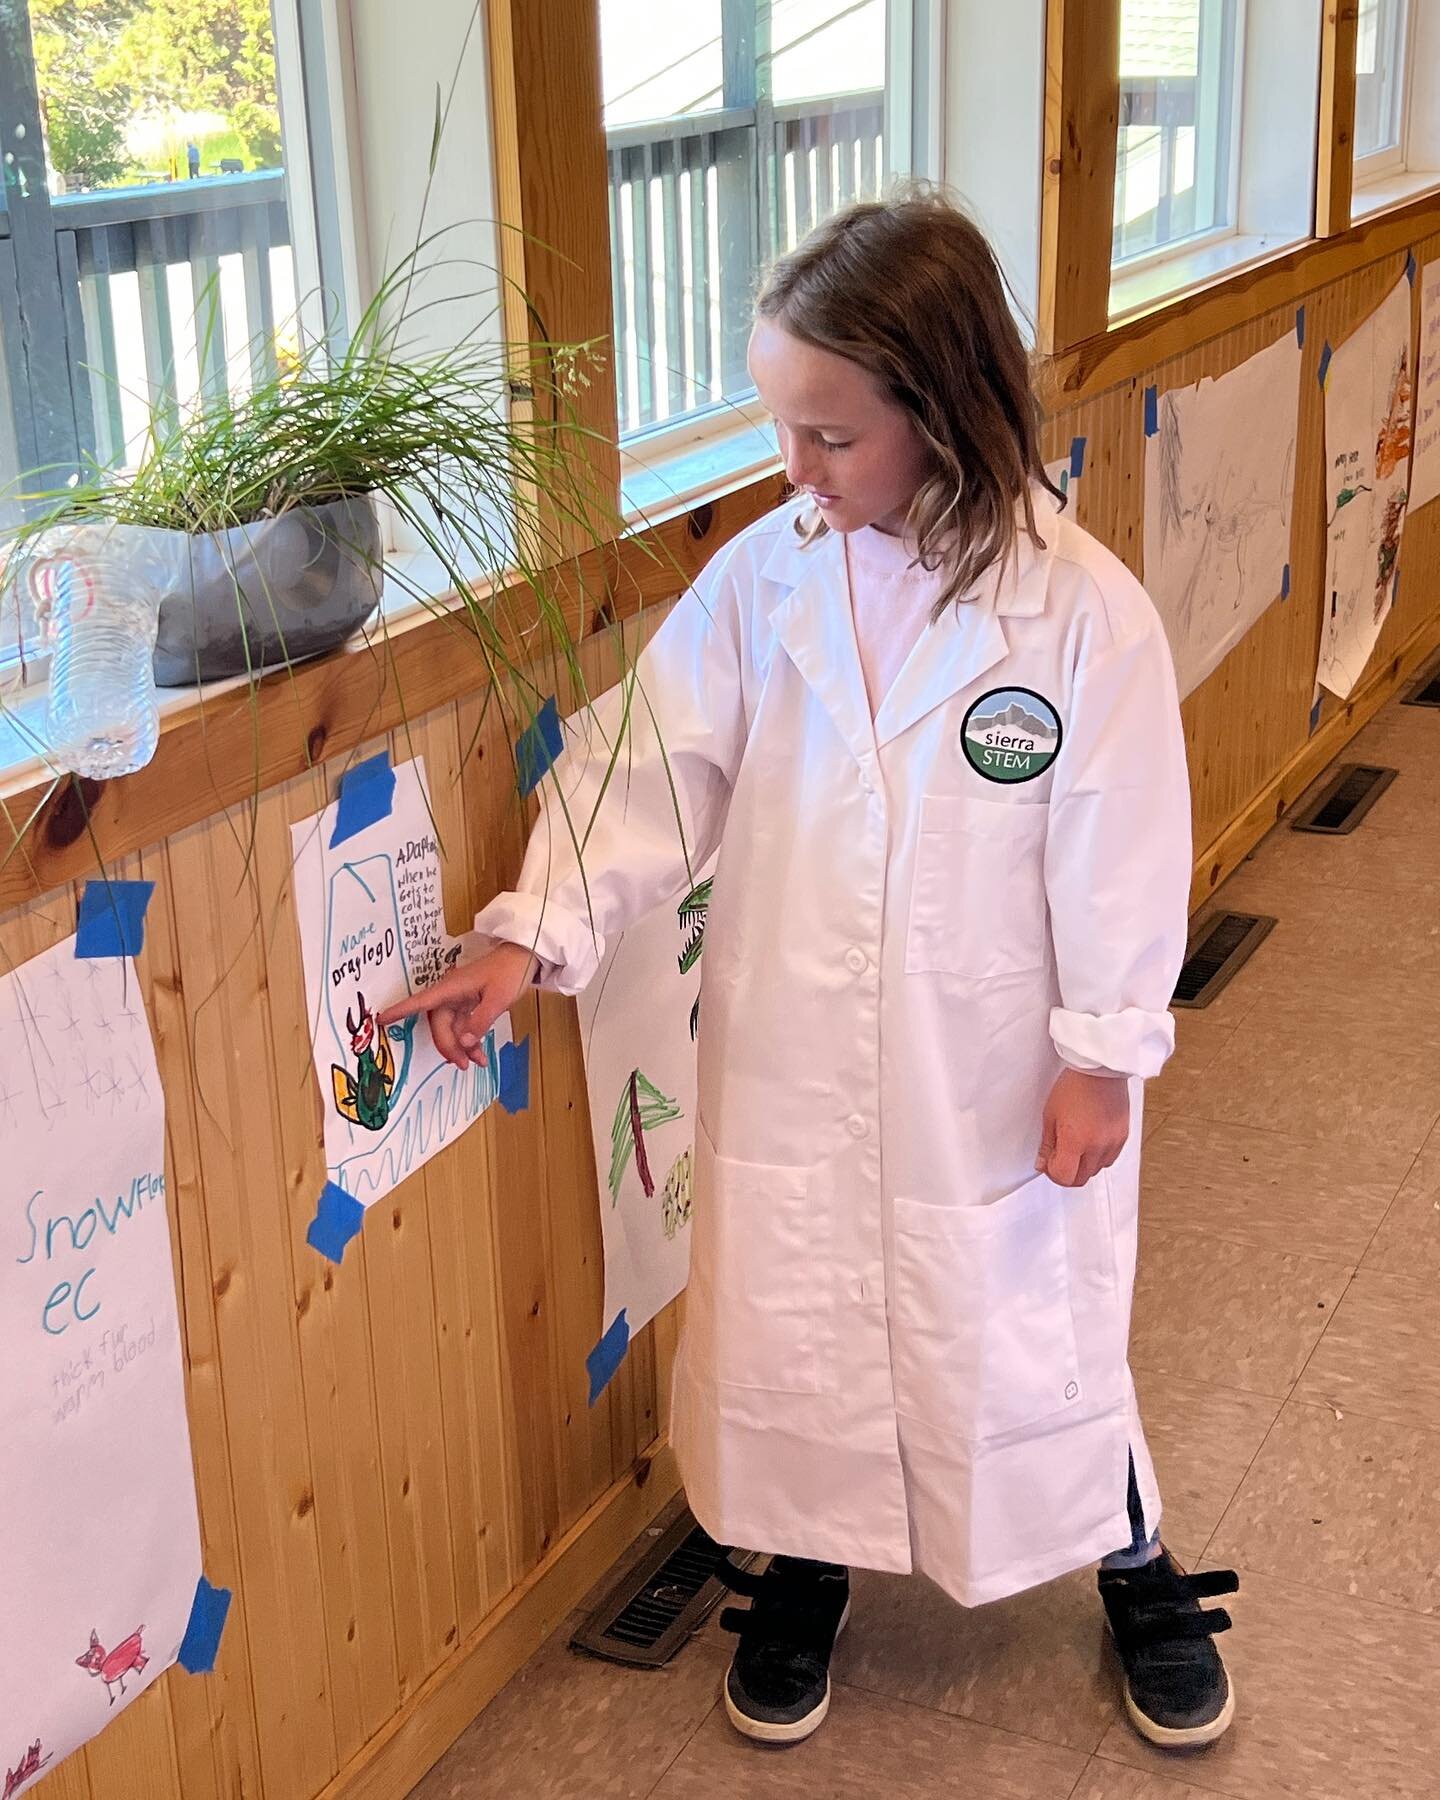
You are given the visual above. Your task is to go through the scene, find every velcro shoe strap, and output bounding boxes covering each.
[1128,1605,1234,1647]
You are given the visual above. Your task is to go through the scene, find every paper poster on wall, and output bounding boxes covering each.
[577,863,713,1399]
[1406,260,1440,514]
[1142,330,1302,699]
[0,938,202,1789]
[291,755,512,1216]
[1317,276,1414,699]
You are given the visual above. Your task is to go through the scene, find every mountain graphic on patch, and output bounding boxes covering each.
[965,699,1057,744]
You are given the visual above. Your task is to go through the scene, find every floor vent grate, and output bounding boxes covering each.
[570,1510,745,1668]
[1403,663,1440,707]
[1289,763,1398,834]
[1173,910,1276,1009]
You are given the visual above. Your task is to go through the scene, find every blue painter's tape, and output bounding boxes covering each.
[1143,386,1159,436]
[1069,436,1087,481]
[1407,250,1419,285]
[1309,695,1323,735]
[587,1308,631,1405]
[178,1575,232,1674]
[1318,341,1333,390]
[498,1035,531,1115]
[1295,305,1306,347]
[76,879,155,959]
[516,696,564,798]
[306,1181,365,1263]
[1281,563,1291,600]
[329,751,396,849]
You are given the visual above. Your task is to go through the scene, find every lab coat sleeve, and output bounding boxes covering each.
[1042,614,1191,1079]
[472,549,748,996]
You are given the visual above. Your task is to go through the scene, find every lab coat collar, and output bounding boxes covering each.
[763,486,1061,756]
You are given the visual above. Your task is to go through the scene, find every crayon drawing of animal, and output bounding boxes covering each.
[332,992,414,1131]
[3,1741,50,1800]
[76,1626,148,1704]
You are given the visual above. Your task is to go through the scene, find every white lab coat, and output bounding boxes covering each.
[475,486,1191,1606]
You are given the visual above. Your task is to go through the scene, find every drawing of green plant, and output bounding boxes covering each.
[609,1070,682,1202]
[677,878,712,1040]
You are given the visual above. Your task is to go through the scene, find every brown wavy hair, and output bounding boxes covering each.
[756,186,1061,613]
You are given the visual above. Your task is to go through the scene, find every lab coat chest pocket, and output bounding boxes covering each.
[690,1119,828,1395]
[892,1172,1083,1443]
[906,795,1049,979]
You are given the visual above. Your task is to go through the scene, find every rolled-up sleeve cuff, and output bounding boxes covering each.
[1049,1005,1175,1080]
[473,890,603,997]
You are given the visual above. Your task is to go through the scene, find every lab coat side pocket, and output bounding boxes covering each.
[905,795,1050,979]
[689,1118,826,1396]
[892,1172,1083,1443]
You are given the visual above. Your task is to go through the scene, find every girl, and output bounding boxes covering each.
[381,189,1238,1754]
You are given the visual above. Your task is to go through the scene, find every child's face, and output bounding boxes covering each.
[748,319,932,538]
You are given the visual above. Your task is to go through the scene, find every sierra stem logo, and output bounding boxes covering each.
[961,687,1063,784]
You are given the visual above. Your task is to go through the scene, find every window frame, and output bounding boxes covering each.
[1111,0,1246,273]
[599,0,940,495]
[1352,0,1415,180]
[1041,0,1440,377]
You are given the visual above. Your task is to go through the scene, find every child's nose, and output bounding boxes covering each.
[784,442,818,489]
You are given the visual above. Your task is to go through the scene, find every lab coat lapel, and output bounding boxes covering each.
[871,593,1009,749]
[872,490,1061,749]
[766,529,878,772]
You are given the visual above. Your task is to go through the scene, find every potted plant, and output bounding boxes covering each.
[1,239,617,778]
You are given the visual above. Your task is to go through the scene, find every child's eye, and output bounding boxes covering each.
[820,438,853,451]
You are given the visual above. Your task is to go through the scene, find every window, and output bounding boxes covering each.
[0,0,302,492]
[1354,0,1410,166]
[1113,0,1240,264]
[600,0,909,442]
[1110,0,1321,318]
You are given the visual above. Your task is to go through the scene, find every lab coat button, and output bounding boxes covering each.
[845,946,868,974]
[846,1114,869,1139]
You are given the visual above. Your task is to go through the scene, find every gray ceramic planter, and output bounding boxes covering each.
[152,495,382,686]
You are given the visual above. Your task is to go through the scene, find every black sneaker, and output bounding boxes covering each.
[717,1554,850,1744]
[1099,1550,1238,1748]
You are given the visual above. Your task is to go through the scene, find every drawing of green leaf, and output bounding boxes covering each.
[609,1069,683,1202]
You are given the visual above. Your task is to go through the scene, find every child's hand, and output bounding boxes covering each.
[377,942,537,1071]
[1035,1068,1131,1188]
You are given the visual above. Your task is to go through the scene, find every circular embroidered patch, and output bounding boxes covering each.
[961,687,1063,784]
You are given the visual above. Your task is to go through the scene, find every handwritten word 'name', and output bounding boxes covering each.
[331,926,396,989]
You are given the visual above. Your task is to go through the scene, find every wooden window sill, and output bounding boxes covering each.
[1043,182,1440,405]
[0,474,788,912]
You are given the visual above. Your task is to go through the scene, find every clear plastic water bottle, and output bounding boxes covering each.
[31,525,165,778]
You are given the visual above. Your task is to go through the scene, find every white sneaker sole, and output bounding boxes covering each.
[723,1599,851,1746]
[1122,1673,1236,1749]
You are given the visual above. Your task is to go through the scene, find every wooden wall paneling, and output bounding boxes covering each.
[79,1681,182,1800]
[456,688,564,1577]
[540,625,638,1521]
[162,808,337,1800]
[1317,1,1361,237]
[1039,0,1121,352]
[396,705,505,1641]
[31,1756,93,1800]
[143,840,267,1800]
[268,763,401,1761]
[449,687,524,1611]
